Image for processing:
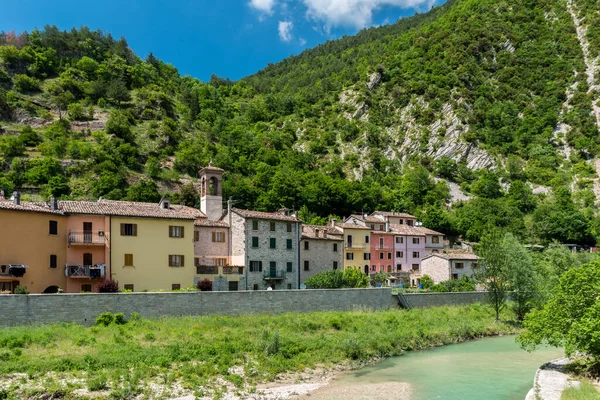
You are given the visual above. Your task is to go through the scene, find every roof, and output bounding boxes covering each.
[372,211,416,219]
[199,164,225,174]
[333,222,370,230]
[194,219,229,227]
[424,253,480,261]
[347,214,385,224]
[0,200,64,215]
[301,225,343,240]
[232,208,299,222]
[389,224,426,236]
[59,200,203,220]
[415,227,444,236]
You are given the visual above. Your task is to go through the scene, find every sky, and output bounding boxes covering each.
[0,0,446,82]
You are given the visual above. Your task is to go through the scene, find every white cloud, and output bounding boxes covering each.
[299,37,307,46]
[302,0,433,29]
[278,21,294,42]
[249,0,277,14]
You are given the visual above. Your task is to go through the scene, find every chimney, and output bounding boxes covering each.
[159,198,170,210]
[228,197,233,214]
[386,220,390,232]
[277,208,290,216]
[50,197,58,211]
[331,218,336,229]
[12,191,20,206]
[315,229,320,238]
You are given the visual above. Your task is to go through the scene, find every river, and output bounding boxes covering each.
[300,335,563,400]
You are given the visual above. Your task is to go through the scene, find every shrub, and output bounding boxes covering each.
[196,278,213,291]
[114,313,126,325]
[95,312,115,327]
[420,275,434,289]
[97,279,119,293]
[13,286,29,294]
[13,74,40,93]
[87,374,107,391]
[67,103,87,121]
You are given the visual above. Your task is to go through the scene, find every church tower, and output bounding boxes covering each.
[199,162,224,221]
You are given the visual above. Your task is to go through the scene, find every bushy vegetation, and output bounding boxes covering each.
[304,268,369,289]
[96,279,119,293]
[196,278,213,291]
[0,305,517,397]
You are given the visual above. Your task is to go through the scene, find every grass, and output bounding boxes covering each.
[562,381,600,400]
[0,304,519,398]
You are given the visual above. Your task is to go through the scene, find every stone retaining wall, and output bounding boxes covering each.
[0,288,392,327]
[401,291,487,308]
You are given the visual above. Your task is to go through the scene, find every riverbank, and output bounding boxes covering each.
[0,304,519,399]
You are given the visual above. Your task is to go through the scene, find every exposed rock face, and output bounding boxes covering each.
[367,72,382,90]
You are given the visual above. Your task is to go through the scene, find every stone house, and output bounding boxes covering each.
[227,207,301,290]
[300,225,343,284]
[418,253,480,285]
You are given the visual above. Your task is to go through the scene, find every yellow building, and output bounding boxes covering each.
[0,195,67,293]
[105,199,200,291]
[332,220,371,275]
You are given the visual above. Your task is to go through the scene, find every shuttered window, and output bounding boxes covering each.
[194,231,200,242]
[287,262,293,272]
[120,224,137,236]
[252,237,259,248]
[212,232,225,242]
[269,238,276,249]
[168,255,185,267]
[169,226,184,238]
[49,220,58,235]
[286,239,292,249]
[249,261,263,272]
[124,254,134,266]
[49,255,57,269]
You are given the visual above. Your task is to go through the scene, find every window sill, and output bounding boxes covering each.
[123,265,135,268]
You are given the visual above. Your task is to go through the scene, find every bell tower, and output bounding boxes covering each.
[199,162,224,221]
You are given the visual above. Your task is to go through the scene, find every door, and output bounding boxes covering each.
[83,253,93,267]
[347,235,353,248]
[269,262,277,278]
[364,265,369,275]
[83,222,93,242]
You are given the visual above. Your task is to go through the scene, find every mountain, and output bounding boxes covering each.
[0,0,599,245]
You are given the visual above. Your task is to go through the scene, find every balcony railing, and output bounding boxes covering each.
[345,244,367,250]
[0,265,28,277]
[264,270,286,280]
[196,265,244,275]
[375,246,394,250]
[66,264,105,279]
[68,230,106,245]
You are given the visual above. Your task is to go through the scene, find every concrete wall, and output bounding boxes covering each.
[0,288,392,327]
[401,291,487,308]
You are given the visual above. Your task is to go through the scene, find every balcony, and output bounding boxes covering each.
[67,264,105,279]
[196,265,244,275]
[264,270,286,280]
[345,244,367,250]
[68,230,106,246]
[0,265,28,278]
[375,246,394,251]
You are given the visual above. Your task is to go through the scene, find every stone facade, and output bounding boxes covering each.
[300,225,343,284]
[418,253,480,284]
[228,208,300,290]
[199,164,224,221]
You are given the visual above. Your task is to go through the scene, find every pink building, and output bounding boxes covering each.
[370,231,395,274]
[391,225,426,273]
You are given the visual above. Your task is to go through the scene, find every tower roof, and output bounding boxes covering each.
[199,161,224,174]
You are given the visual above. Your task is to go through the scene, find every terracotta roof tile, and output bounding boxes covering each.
[0,200,64,215]
[389,224,426,236]
[232,208,299,222]
[372,211,416,219]
[415,226,444,236]
[426,253,480,261]
[58,200,203,220]
[194,219,229,227]
[301,225,343,240]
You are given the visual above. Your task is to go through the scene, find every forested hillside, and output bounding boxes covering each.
[1,0,599,245]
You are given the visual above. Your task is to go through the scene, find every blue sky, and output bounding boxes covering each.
[1,0,446,82]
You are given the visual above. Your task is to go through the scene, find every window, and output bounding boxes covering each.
[347,235,353,247]
[287,223,292,232]
[472,263,479,269]
[270,222,276,231]
[304,241,309,250]
[81,284,92,292]
[287,284,292,289]
[250,261,263,272]
[124,284,134,291]
[270,261,277,271]
[333,261,338,270]
[252,220,259,230]
[433,249,439,254]
[194,231,200,242]
[168,255,185,267]
[365,235,370,243]
[287,262,293,272]
[172,284,181,290]
[269,238,276,249]
[412,251,420,258]
[432,236,440,244]
[333,243,338,252]
[396,264,402,271]
[412,264,419,271]
[49,254,57,269]
[169,225,184,238]
[229,281,238,291]
[407,220,414,226]
[388,253,392,259]
[396,236,403,244]
[396,251,404,258]
[399,220,404,225]
[379,238,384,248]
[83,253,92,266]
[287,239,293,249]
[253,284,259,290]
[370,224,375,230]
[252,236,259,248]
[371,265,376,271]
[194,257,200,266]
[455,262,464,269]
[452,273,459,280]
[212,232,225,242]
[412,238,420,244]
[346,253,354,260]
[379,225,384,231]
[304,260,310,271]
[364,253,371,260]
[120,223,137,236]
[215,258,227,266]
[49,220,58,235]
[379,252,384,260]
[124,254,134,267]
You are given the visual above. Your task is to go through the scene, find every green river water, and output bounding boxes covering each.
[327,335,563,400]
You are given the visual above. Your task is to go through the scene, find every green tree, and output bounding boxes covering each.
[106,77,130,107]
[125,180,161,202]
[502,233,536,320]
[475,228,508,321]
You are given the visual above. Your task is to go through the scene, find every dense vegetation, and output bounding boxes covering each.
[0,305,517,398]
[1,0,600,246]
